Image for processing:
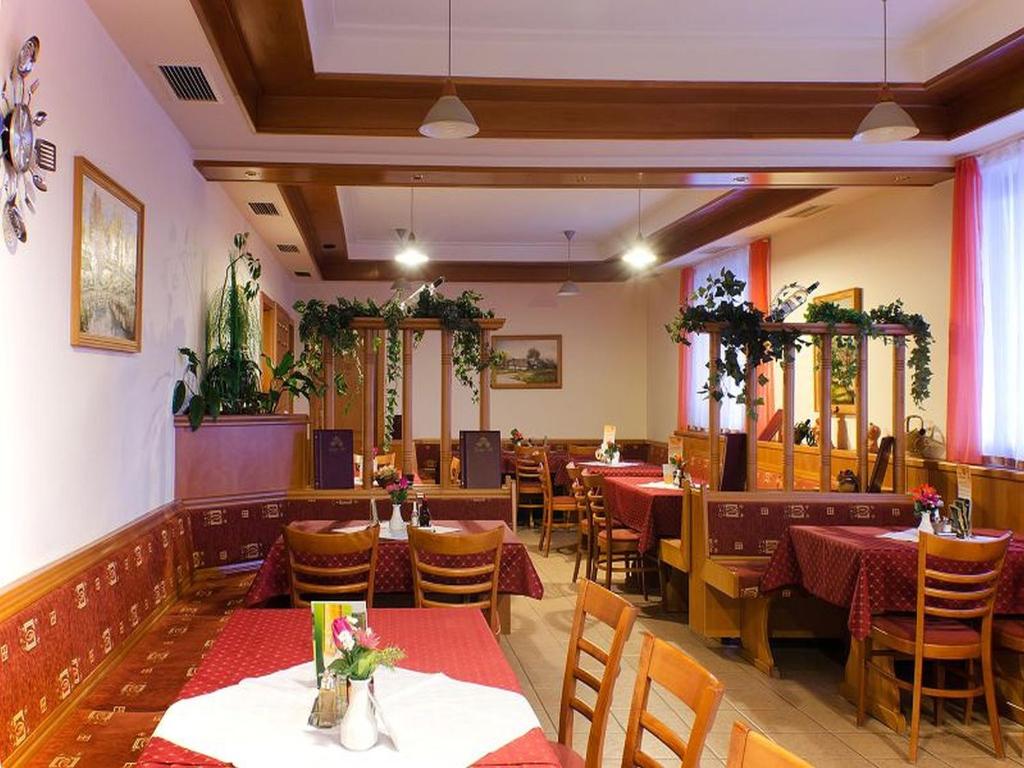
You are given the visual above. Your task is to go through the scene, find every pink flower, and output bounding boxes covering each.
[332,616,355,647]
[354,628,380,650]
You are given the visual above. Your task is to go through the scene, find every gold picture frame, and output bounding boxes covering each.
[71,156,145,352]
[813,287,862,415]
[490,334,563,389]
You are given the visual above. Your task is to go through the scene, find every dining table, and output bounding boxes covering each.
[602,475,685,553]
[137,608,560,768]
[244,520,543,634]
[759,524,1024,733]
[576,461,664,479]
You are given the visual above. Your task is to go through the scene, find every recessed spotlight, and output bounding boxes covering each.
[322,243,337,250]
[733,175,749,183]
[244,169,259,179]
[894,174,911,182]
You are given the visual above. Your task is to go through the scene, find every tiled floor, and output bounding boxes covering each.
[502,528,1021,767]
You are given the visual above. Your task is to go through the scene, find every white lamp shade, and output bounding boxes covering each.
[622,238,657,269]
[853,98,920,143]
[419,84,479,139]
[557,280,581,297]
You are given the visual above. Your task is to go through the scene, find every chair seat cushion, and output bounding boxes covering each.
[547,740,585,768]
[995,618,1024,651]
[872,615,980,646]
[597,527,640,542]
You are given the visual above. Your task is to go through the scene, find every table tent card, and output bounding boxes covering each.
[312,601,367,686]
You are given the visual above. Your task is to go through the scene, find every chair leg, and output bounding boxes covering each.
[935,664,945,726]
[572,531,584,582]
[542,505,552,557]
[857,638,870,727]
[964,659,975,725]
[639,553,648,601]
[981,645,1005,759]
[604,548,612,590]
[909,652,924,763]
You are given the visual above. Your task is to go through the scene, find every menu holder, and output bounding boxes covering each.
[311,600,366,687]
[460,430,502,488]
[313,429,355,489]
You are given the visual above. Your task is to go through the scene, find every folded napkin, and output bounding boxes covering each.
[877,528,1001,543]
[153,663,539,768]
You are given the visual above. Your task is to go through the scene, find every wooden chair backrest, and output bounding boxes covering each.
[283,523,380,608]
[868,436,894,493]
[726,722,812,768]
[582,472,609,534]
[557,579,637,767]
[916,531,1011,633]
[515,449,545,481]
[514,443,538,459]
[568,443,599,458]
[407,525,505,632]
[622,632,724,768]
[373,452,396,471]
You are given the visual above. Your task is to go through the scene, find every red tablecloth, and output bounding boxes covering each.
[137,608,559,767]
[760,525,1024,639]
[245,520,544,607]
[603,476,685,552]
[576,461,664,479]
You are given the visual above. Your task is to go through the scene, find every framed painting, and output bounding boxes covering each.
[813,287,862,415]
[490,334,562,389]
[71,156,145,352]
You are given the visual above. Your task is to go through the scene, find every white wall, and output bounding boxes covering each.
[293,280,650,440]
[644,269,681,442]
[770,183,953,440]
[0,0,293,587]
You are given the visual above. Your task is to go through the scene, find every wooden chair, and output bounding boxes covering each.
[450,456,462,486]
[283,523,380,608]
[407,525,504,633]
[539,452,578,557]
[568,443,599,458]
[515,448,546,529]
[568,466,592,582]
[857,531,1011,762]
[726,722,812,768]
[373,452,396,471]
[585,473,659,599]
[621,632,725,768]
[551,579,637,768]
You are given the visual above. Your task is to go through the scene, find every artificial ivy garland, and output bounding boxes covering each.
[294,288,499,451]
[666,269,933,416]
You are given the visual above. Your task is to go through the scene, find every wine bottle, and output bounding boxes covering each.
[769,281,820,321]
[418,495,431,528]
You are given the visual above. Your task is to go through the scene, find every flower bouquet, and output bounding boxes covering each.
[911,483,943,534]
[375,466,411,533]
[669,453,689,487]
[597,442,620,464]
[329,615,404,750]
[510,428,526,447]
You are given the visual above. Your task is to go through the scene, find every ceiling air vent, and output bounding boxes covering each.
[276,243,300,253]
[248,201,280,217]
[785,204,832,219]
[294,271,312,277]
[157,64,218,102]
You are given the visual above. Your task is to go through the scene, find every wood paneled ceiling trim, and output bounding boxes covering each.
[189,0,1024,140]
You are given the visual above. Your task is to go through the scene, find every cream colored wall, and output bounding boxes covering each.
[0,0,293,587]
[645,269,681,443]
[770,182,953,441]
[293,280,650,440]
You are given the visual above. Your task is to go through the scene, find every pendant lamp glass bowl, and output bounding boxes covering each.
[420,82,479,139]
[395,233,428,266]
[853,97,920,143]
[623,238,657,269]
[557,280,581,297]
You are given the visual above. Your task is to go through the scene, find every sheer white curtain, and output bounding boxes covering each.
[978,141,1024,464]
[685,247,750,431]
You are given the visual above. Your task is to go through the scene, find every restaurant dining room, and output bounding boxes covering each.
[6,1,1024,767]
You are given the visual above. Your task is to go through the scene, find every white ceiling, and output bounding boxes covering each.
[303,0,1021,82]
[340,187,722,261]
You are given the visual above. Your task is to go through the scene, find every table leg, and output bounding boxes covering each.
[497,594,511,635]
[840,638,907,734]
[660,563,687,613]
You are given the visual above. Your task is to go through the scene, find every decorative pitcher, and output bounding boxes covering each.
[339,678,378,751]
[388,504,405,535]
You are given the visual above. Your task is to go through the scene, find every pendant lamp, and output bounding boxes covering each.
[854,0,919,143]
[622,178,657,269]
[557,230,581,297]
[420,0,478,139]
[395,188,428,266]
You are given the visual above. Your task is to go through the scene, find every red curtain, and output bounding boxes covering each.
[946,157,983,464]
[676,267,695,430]
[748,239,775,437]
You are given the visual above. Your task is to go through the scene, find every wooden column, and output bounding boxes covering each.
[818,334,833,493]
[745,354,759,490]
[440,329,453,490]
[479,328,491,430]
[401,328,414,477]
[856,334,870,491]
[708,332,722,491]
[892,337,907,493]
[323,336,335,430]
[782,343,796,492]
[361,329,377,490]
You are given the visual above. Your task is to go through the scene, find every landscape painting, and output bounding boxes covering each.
[71,156,145,352]
[490,334,562,389]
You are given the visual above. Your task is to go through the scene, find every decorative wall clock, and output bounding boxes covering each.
[1,36,56,253]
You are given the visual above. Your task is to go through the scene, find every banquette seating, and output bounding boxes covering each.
[694,491,917,675]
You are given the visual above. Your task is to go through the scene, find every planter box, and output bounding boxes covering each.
[174,414,308,503]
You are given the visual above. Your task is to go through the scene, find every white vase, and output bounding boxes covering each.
[388,503,405,534]
[339,678,378,751]
[917,512,934,535]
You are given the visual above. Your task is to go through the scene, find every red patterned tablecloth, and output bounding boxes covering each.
[760,525,1024,639]
[576,461,664,479]
[245,520,544,607]
[138,608,559,767]
[603,476,685,552]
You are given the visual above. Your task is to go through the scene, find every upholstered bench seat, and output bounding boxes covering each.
[704,559,770,599]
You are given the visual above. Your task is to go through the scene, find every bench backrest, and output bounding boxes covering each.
[704,492,916,560]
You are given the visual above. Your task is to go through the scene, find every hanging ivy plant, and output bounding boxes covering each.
[294,287,500,452]
[804,299,932,406]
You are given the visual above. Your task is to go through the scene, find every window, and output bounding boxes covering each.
[685,247,750,431]
[978,142,1024,465]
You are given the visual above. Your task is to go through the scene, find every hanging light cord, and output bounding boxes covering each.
[409,187,415,235]
[566,234,572,279]
[882,0,888,89]
[636,175,643,239]
[447,0,453,78]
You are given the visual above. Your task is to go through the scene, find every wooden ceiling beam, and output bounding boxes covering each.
[278,184,348,278]
[190,0,1024,141]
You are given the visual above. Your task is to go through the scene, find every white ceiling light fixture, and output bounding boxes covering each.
[395,187,429,267]
[622,176,657,269]
[419,0,479,139]
[557,229,581,297]
[854,0,919,144]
